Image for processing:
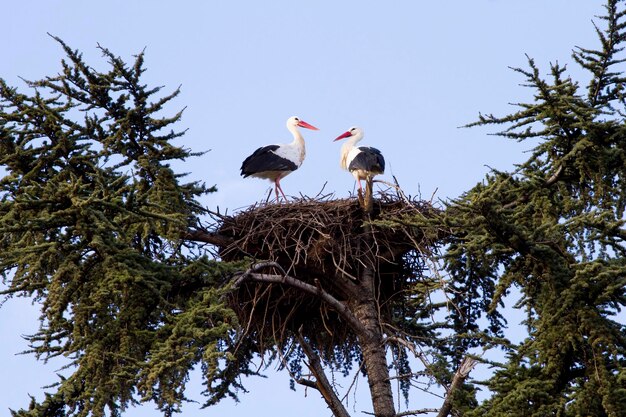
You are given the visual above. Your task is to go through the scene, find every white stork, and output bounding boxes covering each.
[334,126,385,194]
[240,116,319,201]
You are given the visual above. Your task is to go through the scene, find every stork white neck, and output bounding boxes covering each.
[339,129,364,170]
[276,116,316,168]
[286,121,305,147]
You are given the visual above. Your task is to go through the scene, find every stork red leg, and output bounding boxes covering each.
[357,180,364,194]
[274,181,280,201]
[275,177,288,201]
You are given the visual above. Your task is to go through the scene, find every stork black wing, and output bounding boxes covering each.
[240,145,298,177]
[349,147,385,174]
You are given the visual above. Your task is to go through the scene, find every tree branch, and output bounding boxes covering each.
[297,329,352,417]
[436,356,478,417]
[363,410,439,417]
[545,164,563,186]
[395,409,439,416]
[384,336,419,358]
[384,336,438,383]
[182,228,233,247]
[233,262,373,340]
[295,378,319,390]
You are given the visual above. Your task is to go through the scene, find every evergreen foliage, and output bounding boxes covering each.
[3,1,626,416]
[0,37,245,417]
[0,37,454,417]
[438,1,626,415]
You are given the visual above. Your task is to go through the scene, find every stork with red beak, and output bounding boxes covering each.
[241,116,319,201]
[334,126,385,195]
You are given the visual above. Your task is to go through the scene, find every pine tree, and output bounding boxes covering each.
[3,1,626,416]
[0,37,465,417]
[0,37,246,416]
[439,1,626,415]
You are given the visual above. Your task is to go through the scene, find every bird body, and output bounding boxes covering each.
[241,145,299,179]
[241,116,318,201]
[334,127,385,194]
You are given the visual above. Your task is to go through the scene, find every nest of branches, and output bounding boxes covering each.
[213,191,445,353]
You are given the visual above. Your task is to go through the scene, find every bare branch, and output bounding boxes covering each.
[295,378,319,390]
[340,359,366,403]
[383,336,436,380]
[396,409,439,416]
[182,228,233,247]
[298,329,352,417]
[276,339,320,392]
[384,336,419,358]
[545,164,564,186]
[363,410,439,417]
[233,262,373,339]
[387,372,429,381]
[436,356,478,417]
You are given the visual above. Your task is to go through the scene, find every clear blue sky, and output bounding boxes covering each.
[0,1,605,415]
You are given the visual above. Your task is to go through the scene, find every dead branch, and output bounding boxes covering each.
[436,356,478,417]
[340,359,366,404]
[298,328,352,417]
[363,410,439,417]
[295,378,319,390]
[234,262,372,339]
[395,409,439,416]
[387,372,429,381]
[373,179,412,206]
[182,229,233,247]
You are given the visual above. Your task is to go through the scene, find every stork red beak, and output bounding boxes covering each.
[334,131,352,141]
[297,120,319,130]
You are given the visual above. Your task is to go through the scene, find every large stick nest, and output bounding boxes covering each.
[214,192,444,352]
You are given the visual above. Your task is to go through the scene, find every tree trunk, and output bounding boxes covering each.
[353,261,396,417]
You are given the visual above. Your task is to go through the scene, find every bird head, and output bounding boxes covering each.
[334,126,364,141]
[287,116,319,130]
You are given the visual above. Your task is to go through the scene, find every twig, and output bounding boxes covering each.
[384,336,418,358]
[374,178,412,206]
[387,371,429,381]
[362,410,439,417]
[340,359,366,403]
[382,333,436,380]
[330,253,359,281]
[545,164,563,186]
[275,338,319,391]
[428,187,438,205]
